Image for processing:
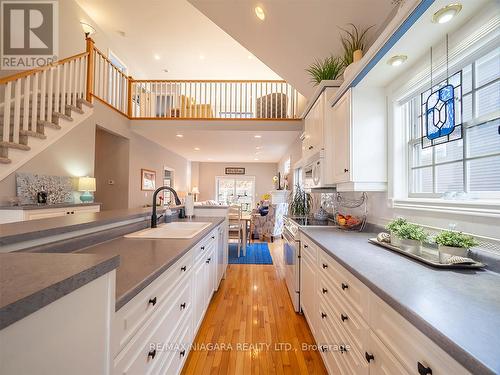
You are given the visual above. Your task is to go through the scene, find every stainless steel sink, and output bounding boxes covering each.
[124,222,211,239]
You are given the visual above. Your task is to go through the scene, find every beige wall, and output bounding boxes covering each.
[0,101,191,208]
[197,162,277,204]
[278,135,302,189]
[94,128,130,210]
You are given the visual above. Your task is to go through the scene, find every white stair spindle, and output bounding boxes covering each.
[12,79,21,143]
[39,70,47,122]
[22,76,30,133]
[67,60,74,107]
[54,65,60,113]
[61,63,66,114]
[3,82,12,142]
[47,68,54,120]
[31,73,38,131]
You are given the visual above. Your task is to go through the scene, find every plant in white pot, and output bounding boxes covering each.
[435,231,478,260]
[385,218,407,246]
[392,223,428,254]
[339,24,374,81]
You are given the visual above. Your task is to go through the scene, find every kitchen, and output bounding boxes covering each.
[1,0,500,374]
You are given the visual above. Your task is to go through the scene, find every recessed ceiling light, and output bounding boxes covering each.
[199,54,205,60]
[256,146,262,149]
[254,135,262,138]
[207,158,213,161]
[154,54,160,60]
[248,55,254,59]
[254,158,259,161]
[163,68,169,73]
[176,134,183,138]
[194,147,200,151]
[387,55,408,67]
[254,6,265,21]
[432,3,462,24]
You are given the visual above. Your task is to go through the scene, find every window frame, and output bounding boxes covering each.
[405,52,500,200]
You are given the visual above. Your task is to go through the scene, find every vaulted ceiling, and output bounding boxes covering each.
[188,0,397,98]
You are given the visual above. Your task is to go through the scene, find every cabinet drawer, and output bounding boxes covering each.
[301,237,317,264]
[194,230,216,262]
[318,299,369,375]
[367,330,410,375]
[318,250,369,320]
[114,249,193,353]
[114,281,192,375]
[369,293,470,375]
[158,316,192,375]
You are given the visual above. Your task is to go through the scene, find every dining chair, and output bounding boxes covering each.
[228,205,243,257]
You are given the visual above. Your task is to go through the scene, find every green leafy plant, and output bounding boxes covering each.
[288,185,312,217]
[435,231,478,249]
[386,217,407,233]
[393,223,428,242]
[339,24,374,66]
[306,55,344,85]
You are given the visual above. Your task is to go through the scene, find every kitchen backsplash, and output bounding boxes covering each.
[16,173,74,205]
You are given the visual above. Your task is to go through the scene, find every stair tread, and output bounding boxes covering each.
[53,112,73,121]
[66,104,84,114]
[0,157,11,164]
[38,120,61,130]
[0,141,30,151]
[20,130,46,139]
[77,98,94,108]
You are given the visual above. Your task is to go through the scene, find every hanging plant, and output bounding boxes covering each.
[339,23,375,66]
[306,55,344,85]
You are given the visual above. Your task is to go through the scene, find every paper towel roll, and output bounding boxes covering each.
[185,194,194,217]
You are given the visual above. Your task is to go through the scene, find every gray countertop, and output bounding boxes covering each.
[0,202,102,210]
[0,252,119,330]
[77,216,225,310]
[300,227,500,375]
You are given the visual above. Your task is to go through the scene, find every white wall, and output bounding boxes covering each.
[278,135,302,190]
[197,162,277,203]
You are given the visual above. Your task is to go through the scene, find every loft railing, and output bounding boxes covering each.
[0,52,88,144]
[1,38,301,126]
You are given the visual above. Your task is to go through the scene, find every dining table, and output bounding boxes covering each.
[228,212,257,256]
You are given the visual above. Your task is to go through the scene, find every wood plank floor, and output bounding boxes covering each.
[182,239,328,375]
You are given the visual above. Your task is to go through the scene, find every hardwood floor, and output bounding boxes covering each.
[182,239,328,375]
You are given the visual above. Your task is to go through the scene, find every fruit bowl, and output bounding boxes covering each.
[335,213,364,230]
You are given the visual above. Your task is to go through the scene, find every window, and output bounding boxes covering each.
[163,168,174,205]
[216,176,255,211]
[284,157,291,175]
[405,48,500,199]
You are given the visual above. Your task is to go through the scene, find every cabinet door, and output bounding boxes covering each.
[312,95,324,152]
[367,331,410,375]
[303,112,314,158]
[207,245,216,299]
[301,253,317,335]
[193,259,207,332]
[25,210,67,220]
[332,90,352,183]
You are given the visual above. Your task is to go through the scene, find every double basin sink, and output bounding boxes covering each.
[124,221,212,239]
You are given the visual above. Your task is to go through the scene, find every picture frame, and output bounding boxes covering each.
[141,169,156,191]
[225,167,245,175]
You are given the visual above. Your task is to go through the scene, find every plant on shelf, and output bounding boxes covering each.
[339,23,374,68]
[306,55,344,86]
[288,185,312,217]
[435,231,478,258]
[390,222,427,254]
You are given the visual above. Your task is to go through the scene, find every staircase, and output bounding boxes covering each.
[0,52,93,181]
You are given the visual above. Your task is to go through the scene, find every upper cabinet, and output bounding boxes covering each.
[329,88,387,191]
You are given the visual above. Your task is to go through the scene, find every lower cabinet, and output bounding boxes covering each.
[113,223,226,375]
[0,204,101,223]
[300,233,470,375]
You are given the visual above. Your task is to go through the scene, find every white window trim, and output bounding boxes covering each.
[215,175,256,208]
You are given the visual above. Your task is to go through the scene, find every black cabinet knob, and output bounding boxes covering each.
[179,350,186,358]
[211,236,215,239]
[181,266,187,272]
[365,352,374,363]
[303,244,308,248]
[201,246,205,250]
[66,212,70,215]
[308,145,313,150]
[341,283,349,291]
[418,362,432,375]
[344,168,349,173]
[322,263,328,269]
[321,312,327,319]
[206,257,211,264]
[322,288,328,294]
[148,297,157,306]
[148,349,156,360]
[341,314,348,322]
[180,302,186,310]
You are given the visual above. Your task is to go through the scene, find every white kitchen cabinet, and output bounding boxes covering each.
[301,232,470,375]
[216,224,227,289]
[0,204,101,223]
[330,87,387,191]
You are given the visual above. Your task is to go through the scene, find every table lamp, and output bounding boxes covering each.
[78,177,96,203]
[192,186,200,202]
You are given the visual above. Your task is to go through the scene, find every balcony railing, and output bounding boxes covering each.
[87,39,301,120]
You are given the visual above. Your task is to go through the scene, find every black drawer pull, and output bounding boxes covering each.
[308,145,313,150]
[321,312,327,319]
[181,266,187,272]
[211,236,215,239]
[365,352,374,363]
[179,349,186,358]
[206,257,211,264]
[322,263,328,269]
[418,362,432,375]
[303,244,308,248]
[344,168,349,173]
[341,283,349,290]
[66,212,70,214]
[180,302,186,310]
[148,297,157,306]
[148,349,156,360]
[322,288,328,294]
[201,246,205,250]
[341,314,348,322]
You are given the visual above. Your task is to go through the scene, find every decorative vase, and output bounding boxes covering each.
[353,49,363,62]
[438,245,469,262]
[399,238,421,255]
[343,61,359,81]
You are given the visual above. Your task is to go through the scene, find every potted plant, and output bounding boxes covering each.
[435,231,478,260]
[339,24,374,80]
[392,222,428,254]
[288,185,312,217]
[306,55,344,86]
[385,217,407,246]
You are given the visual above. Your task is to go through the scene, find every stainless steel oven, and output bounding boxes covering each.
[283,218,300,312]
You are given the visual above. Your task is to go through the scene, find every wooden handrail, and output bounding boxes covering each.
[131,79,288,83]
[0,52,89,85]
